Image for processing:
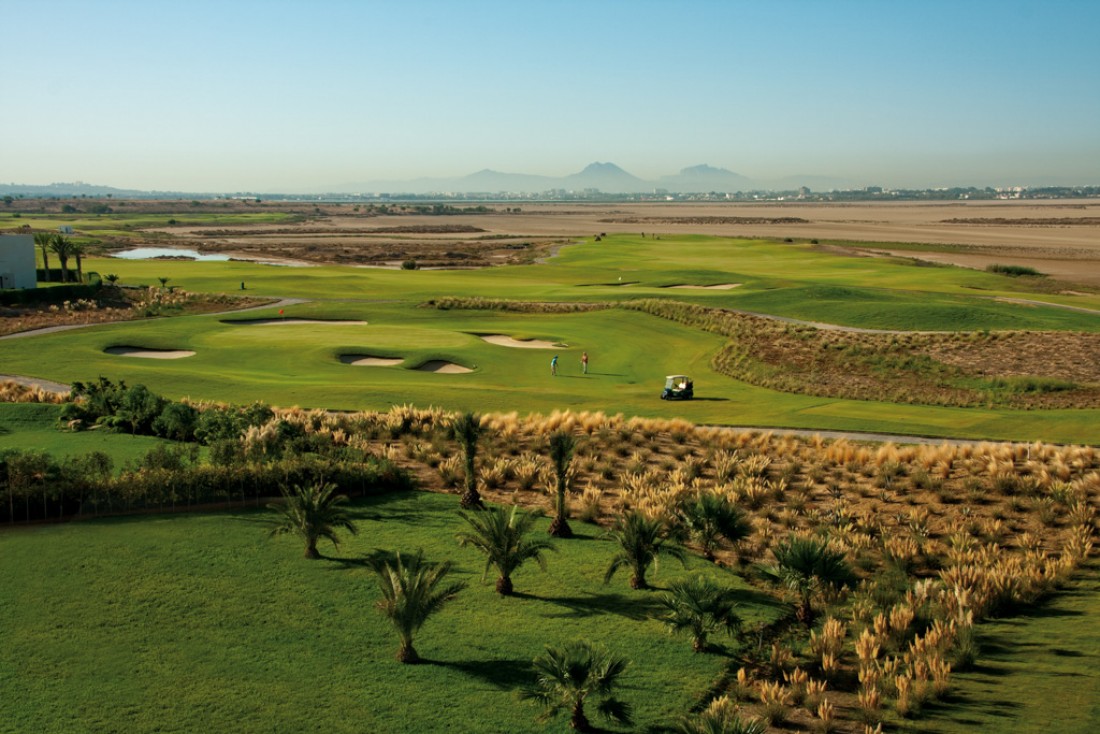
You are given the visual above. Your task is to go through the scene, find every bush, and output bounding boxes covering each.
[401,259,419,270]
[986,263,1044,277]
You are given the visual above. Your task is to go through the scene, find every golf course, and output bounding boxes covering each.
[4,232,1100,443]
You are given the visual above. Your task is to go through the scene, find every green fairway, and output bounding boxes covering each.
[4,234,1099,443]
[0,491,783,734]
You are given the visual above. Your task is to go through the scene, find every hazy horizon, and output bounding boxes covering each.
[3,0,1098,193]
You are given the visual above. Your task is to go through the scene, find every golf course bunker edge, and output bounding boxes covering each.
[221,318,367,326]
[340,354,404,367]
[414,360,473,374]
[104,346,196,359]
[478,334,560,349]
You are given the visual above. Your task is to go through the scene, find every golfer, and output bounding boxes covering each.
[581,351,589,374]
[550,355,558,376]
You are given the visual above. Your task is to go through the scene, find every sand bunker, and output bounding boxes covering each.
[105,346,195,359]
[340,354,404,366]
[415,360,473,374]
[222,318,367,326]
[479,334,558,349]
[668,283,742,290]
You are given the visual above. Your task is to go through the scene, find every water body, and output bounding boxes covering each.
[112,247,230,261]
[111,247,304,266]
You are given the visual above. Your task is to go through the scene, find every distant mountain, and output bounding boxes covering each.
[562,162,650,193]
[0,181,157,197]
[657,164,754,192]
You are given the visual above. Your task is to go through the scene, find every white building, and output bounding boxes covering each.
[0,234,38,289]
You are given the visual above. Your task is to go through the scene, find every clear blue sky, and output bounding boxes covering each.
[3,0,1098,192]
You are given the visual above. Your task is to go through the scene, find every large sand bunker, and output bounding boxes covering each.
[667,283,742,290]
[340,354,404,366]
[222,318,367,326]
[415,360,473,374]
[479,334,559,349]
[105,346,195,359]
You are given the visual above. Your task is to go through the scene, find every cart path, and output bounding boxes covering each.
[0,298,309,341]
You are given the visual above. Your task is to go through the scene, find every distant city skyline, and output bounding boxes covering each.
[2,0,1098,192]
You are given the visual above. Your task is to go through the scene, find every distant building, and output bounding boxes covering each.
[58,225,74,234]
[0,234,37,289]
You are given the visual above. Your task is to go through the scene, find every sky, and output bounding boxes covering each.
[2,0,1098,192]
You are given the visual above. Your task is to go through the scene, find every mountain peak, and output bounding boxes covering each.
[579,161,628,174]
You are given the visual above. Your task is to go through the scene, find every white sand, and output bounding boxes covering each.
[480,334,557,349]
[105,347,195,359]
[669,283,742,290]
[229,318,367,326]
[340,354,404,366]
[416,360,473,374]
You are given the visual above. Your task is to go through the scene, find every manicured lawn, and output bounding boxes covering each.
[914,562,1100,734]
[0,403,169,468]
[0,491,784,733]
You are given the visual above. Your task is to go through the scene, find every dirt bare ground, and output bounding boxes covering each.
[61,198,1099,285]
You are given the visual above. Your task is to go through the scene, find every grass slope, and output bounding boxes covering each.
[0,492,783,733]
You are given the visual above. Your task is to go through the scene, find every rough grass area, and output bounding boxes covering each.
[0,491,778,734]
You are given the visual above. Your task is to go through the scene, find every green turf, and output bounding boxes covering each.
[3,234,1099,444]
[0,491,784,733]
[0,403,169,468]
[912,561,1100,734]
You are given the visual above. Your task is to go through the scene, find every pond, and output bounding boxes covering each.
[111,247,230,261]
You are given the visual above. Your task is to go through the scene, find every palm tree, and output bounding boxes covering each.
[371,550,466,663]
[453,412,484,510]
[33,232,51,282]
[522,640,632,732]
[267,481,357,559]
[456,505,556,595]
[547,430,575,538]
[49,234,76,283]
[104,273,120,286]
[678,492,752,562]
[604,511,688,589]
[657,575,741,652]
[70,241,86,284]
[769,535,856,624]
[675,699,766,734]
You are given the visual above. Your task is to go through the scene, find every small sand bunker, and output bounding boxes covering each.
[416,360,473,374]
[668,283,742,290]
[224,318,367,326]
[480,334,558,349]
[105,346,195,359]
[340,354,404,367]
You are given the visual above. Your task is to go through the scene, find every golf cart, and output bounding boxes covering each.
[661,375,694,400]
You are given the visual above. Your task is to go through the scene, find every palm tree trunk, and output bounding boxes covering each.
[630,572,646,590]
[548,512,572,538]
[304,538,320,559]
[496,574,513,596]
[75,254,83,284]
[40,247,50,281]
[569,702,591,732]
[397,641,419,664]
[59,256,70,283]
